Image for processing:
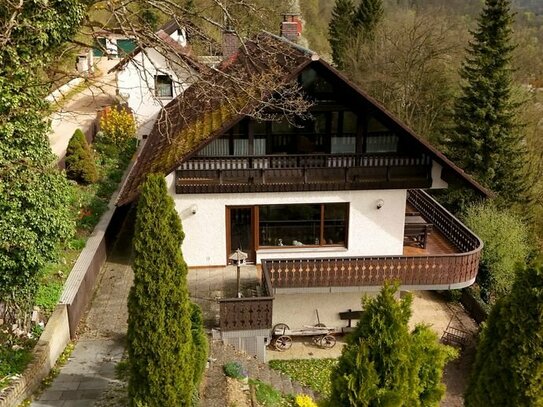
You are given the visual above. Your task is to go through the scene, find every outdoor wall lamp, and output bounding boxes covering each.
[376,199,384,210]
[190,204,198,214]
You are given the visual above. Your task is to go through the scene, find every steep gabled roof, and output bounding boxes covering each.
[314,59,492,198]
[116,32,490,206]
[117,32,314,205]
[108,19,204,74]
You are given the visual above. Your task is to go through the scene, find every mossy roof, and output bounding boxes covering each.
[117,32,314,205]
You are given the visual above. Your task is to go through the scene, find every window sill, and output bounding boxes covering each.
[257,246,348,254]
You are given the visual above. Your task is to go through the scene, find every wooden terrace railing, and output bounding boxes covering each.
[218,266,274,332]
[218,190,482,331]
[261,190,482,291]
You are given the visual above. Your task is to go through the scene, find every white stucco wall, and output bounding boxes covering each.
[430,160,448,189]
[116,47,195,138]
[166,174,407,267]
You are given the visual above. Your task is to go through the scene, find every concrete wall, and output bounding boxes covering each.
[166,173,407,267]
[0,305,70,407]
[220,329,270,362]
[116,47,194,138]
[272,291,378,332]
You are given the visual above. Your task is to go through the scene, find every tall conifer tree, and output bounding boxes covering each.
[447,0,525,204]
[330,284,455,406]
[328,0,356,69]
[354,0,384,41]
[465,264,543,406]
[127,174,197,406]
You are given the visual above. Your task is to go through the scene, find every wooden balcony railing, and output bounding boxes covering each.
[218,266,274,332]
[176,153,432,193]
[261,190,482,291]
[218,190,482,331]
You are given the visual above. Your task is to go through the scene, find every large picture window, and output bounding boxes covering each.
[258,203,348,248]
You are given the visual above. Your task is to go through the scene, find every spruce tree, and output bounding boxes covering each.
[465,264,543,406]
[330,284,456,406]
[127,174,196,406]
[447,0,526,205]
[328,0,356,69]
[354,0,384,41]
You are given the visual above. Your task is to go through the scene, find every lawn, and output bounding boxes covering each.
[268,359,337,398]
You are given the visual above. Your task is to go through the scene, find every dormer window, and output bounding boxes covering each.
[155,74,173,98]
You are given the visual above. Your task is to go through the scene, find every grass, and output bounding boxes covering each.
[249,379,293,407]
[0,334,35,389]
[268,359,337,398]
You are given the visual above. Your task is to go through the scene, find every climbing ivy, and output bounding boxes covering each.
[0,0,85,326]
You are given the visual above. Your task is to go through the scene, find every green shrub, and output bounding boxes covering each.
[100,106,136,147]
[223,361,246,379]
[190,303,208,386]
[65,129,98,184]
[464,202,529,302]
[269,359,337,397]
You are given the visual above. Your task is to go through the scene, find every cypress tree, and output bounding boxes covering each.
[330,283,456,406]
[65,128,98,184]
[127,174,196,406]
[465,264,543,406]
[328,0,356,69]
[447,0,526,205]
[354,0,384,41]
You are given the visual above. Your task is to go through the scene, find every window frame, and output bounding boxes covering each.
[154,73,174,99]
[256,202,349,249]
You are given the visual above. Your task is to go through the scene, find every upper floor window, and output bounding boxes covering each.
[155,74,173,98]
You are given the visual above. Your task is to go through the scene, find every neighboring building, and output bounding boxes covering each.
[108,20,207,138]
[117,32,487,360]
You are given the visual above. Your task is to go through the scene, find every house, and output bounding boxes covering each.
[117,30,486,360]
[108,20,210,138]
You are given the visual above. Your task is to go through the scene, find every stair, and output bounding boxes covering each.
[200,339,319,406]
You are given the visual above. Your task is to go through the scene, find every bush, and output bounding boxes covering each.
[100,106,136,147]
[65,129,98,184]
[295,394,318,407]
[223,361,246,379]
[464,202,529,302]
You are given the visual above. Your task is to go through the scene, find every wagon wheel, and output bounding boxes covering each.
[312,335,324,346]
[319,335,336,349]
[272,323,290,336]
[274,335,292,351]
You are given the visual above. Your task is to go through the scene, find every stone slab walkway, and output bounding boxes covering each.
[31,242,133,406]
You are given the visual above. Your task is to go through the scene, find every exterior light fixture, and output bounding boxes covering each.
[376,199,384,210]
[190,204,198,214]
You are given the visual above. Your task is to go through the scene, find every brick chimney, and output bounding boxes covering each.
[280,13,302,42]
[222,29,239,59]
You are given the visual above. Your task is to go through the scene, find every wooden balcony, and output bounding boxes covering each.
[176,153,432,194]
[218,190,482,331]
[262,190,481,292]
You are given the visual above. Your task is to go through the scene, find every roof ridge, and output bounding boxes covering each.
[261,31,318,59]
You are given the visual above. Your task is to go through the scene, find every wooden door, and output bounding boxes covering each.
[227,206,256,263]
